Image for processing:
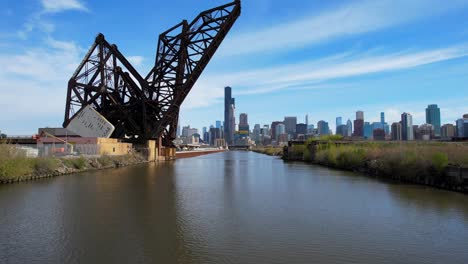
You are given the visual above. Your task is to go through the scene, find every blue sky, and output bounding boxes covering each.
[1,0,468,135]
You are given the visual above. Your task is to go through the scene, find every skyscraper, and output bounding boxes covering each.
[380,112,385,123]
[317,120,329,135]
[401,112,414,141]
[224,86,235,145]
[271,121,283,140]
[253,124,261,143]
[336,125,348,136]
[215,120,222,129]
[239,113,249,132]
[336,117,342,134]
[364,122,372,139]
[275,123,286,140]
[296,123,307,137]
[356,111,364,121]
[426,104,441,137]
[346,119,352,137]
[202,127,207,142]
[353,111,364,137]
[284,116,297,136]
[305,114,309,127]
[441,124,455,139]
[391,122,402,141]
[456,114,468,138]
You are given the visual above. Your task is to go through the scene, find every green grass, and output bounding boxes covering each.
[252,146,283,156]
[309,141,468,182]
[0,145,34,179]
[62,156,88,170]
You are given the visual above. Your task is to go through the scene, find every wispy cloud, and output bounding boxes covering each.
[41,0,88,13]
[183,44,468,110]
[219,0,468,57]
[127,56,144,67]
[0,38,84,131]
[16,0,88,39]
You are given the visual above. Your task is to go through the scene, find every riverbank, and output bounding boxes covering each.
[0,144,147,184]
[251,146,284,156]
[281,140,468,192]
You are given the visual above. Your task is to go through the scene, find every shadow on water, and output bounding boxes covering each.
[283,158,468,223]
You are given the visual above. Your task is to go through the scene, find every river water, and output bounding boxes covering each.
[1,151,468,264]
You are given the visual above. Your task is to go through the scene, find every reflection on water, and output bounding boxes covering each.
[1,151,468,264]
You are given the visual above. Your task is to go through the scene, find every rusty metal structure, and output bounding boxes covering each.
[64,0,241,146]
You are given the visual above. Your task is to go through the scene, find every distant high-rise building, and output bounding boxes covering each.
[426,104,441,137]
[209,127,222,146]
[284,116,297,136]
[441,124,455,139]
[216,120,222,129]
[253,124,261,143]
[182,126,190,137]
[296,123,307,137]
[336,117,342,134]
[373,129,385,141]
[413,125,422,140]
[307,124,315,134]
[271,121,283,140]
[317,120,329,136]
[239,113,248,126]
[275,124,286,140]
[364,122,372,139]
[380,112,385,124]
[188,128,198,138]
[353,111,364,137]
[456,114,468,138]
[356,111,364,120]
[336,125,348,137]
[419,123,434,141]
[353,120,364,137]
[401,112,414,141]
[261,125,271,144]
[391,122,402,141]
[239,113,249,132]
[224,86,235,145]
[305,114,309,126]
[346,119,352,137]
[202,127,208,142]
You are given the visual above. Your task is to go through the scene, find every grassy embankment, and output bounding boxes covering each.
[286,135,468,186]
[0,144,145,183]
[252,146,284,156]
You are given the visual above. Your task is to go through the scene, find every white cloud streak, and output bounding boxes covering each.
[219,0,468,57]
[183,44,468,110]
[127,56,144,67]
[41,0,88,13]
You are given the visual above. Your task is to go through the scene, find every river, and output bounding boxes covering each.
[1,151,468,263]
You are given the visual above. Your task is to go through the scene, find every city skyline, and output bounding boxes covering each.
[181,102,465,138]
[1,0,468,135]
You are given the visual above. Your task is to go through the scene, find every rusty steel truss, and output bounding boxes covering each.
[64,0,241,146]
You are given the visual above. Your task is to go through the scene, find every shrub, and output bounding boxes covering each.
[98,155,114,167]
[62,156,88,170]
[0,145,34,179]
[33,158,61,174]
[335,147,366,169]
[431,152,449,173]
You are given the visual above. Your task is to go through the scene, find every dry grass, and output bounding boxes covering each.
[252,146,283,156]
[312,142,468,182]
[1,144,146,181]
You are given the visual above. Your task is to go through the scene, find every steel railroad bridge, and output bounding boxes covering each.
[63,1,241,147]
